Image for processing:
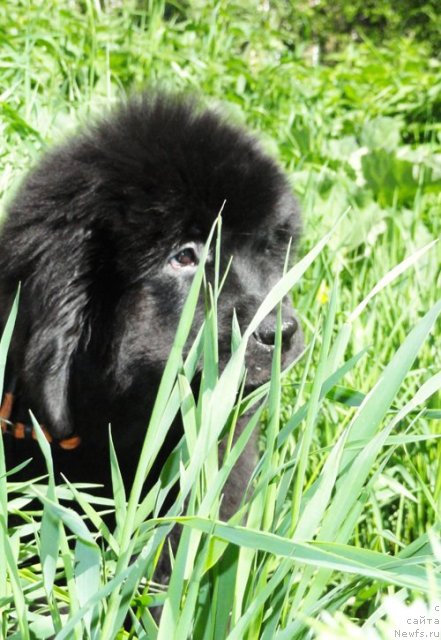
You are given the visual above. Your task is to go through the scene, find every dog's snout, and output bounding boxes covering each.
[281,317,299,349]
[253,314,299,350]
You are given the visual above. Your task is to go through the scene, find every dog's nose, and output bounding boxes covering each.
[253,315,299,351]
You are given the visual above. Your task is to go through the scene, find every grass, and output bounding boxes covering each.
[0,1,440,638]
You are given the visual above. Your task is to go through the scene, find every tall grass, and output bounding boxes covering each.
[1,225,440,638]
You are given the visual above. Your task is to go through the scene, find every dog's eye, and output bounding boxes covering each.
[169,247,198,269]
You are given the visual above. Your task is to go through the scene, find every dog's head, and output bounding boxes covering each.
[0,94,302,439]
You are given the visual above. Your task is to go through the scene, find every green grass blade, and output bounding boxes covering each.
[30,414,60,595]
[173,516,440,592]
[342,298,441,468]
[0,286,19,401]
[108,426,127,533]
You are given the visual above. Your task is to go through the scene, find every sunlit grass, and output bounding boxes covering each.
[1,228,440,638]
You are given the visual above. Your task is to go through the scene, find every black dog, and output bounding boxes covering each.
[0,94,302,517]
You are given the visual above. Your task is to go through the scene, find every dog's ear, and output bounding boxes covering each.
[20,225,122,438]
[21,239,92,438]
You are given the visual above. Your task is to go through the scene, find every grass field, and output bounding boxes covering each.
[0,1,440,638]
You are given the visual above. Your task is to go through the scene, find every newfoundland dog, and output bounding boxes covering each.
[0,93,302,516]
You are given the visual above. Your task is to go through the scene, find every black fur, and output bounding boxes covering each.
[0,93,302,512]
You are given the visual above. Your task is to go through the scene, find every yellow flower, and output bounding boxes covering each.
[317,281,330,305]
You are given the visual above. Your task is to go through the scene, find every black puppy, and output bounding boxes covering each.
[0,94,302,514]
